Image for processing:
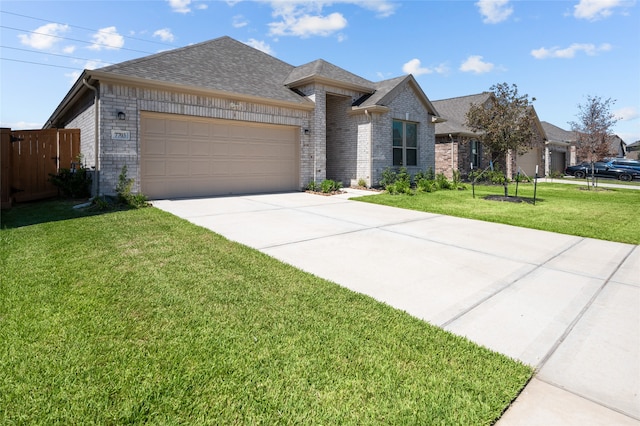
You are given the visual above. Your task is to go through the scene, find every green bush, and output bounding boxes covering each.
[320,179,342,193]
[357,178,367,188]
[306,181,319,191]
[414,167,435,183]
[416,178,436,193]
[115,165,149,208]
[49,165,92,198]
[380,167,397,189]
[435,173,453,190]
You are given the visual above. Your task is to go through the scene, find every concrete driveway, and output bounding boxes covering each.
[153,189,639,425]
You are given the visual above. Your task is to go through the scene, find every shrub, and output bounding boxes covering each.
[396,167,410,185]
[380,167,397,189]
[414,167,435,183]
[357,178,367,188]
[416,178,436,193]
[306,181,319,191]
[49,162,92,198]
[320,179,342,193]
[435,173,453,190]
[115,165,149,208]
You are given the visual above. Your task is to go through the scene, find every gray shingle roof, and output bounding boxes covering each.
[432,93,492,136]
[540,121,576,143]
[284,59,374,90]
[96,36,305,104]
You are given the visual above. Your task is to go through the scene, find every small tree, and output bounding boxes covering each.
[465,83,536,196]
[569,95,619,164]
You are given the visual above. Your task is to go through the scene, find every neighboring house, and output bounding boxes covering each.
[608,135,627,158]
[540,121,577,175]
[45,36,443,199]
[432,93,545,179]
[626,140,640,160]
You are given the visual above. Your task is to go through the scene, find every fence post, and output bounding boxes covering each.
[1,128,12,209]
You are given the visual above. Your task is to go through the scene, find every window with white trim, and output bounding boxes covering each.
[470,140,481,169]
[392,120,417,166]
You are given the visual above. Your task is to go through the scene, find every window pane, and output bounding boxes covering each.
[406,148,417,166]
[393,148,403,166]
[406,123,417,148]
[393,121,403,147]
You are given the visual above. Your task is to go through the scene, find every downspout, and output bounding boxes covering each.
[82,77,100,197]
[365,109,372,187]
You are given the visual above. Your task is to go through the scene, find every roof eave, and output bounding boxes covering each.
[286,75,374,94]
[91,70,315,111]
[45,70,91,128]
[348,105,390,115]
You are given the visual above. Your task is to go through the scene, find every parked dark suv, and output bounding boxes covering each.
[565,161,640,181]
[603,158,640,173]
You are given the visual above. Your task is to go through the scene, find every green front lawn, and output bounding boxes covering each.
[354,183,640,245]
[1,203,532,424]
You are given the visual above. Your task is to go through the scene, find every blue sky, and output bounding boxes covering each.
[1,0,639,143]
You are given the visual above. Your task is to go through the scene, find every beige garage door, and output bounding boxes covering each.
[141,112,299,199]
[516,147,541,177]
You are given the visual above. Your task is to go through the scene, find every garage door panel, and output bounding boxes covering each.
[143,137,166,155]
[167,120,189,136]
[141,112,298,199]
[190,160,211,176]
[166,140,188,156]
[190,121,210,137]
[166,160,190,176]
[143,160,166,176]
[143,117,166,135]
[190,141,211,156]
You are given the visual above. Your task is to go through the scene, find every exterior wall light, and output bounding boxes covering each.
[117,111,126,120]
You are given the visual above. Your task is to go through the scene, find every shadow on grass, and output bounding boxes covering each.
[0,198,127,229]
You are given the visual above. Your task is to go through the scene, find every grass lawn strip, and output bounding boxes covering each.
[1,206,532,424]
[354,183,640,245]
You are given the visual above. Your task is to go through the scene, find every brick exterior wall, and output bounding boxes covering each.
[372,83,436,185]
[58,78,436,195]
[63,82,312,196]
[326,94,357,185]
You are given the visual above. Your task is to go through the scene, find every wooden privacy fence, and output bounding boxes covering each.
[1,128,80,208]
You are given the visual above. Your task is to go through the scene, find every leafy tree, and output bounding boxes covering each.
[569,95,619,163]
[465,82,536,196]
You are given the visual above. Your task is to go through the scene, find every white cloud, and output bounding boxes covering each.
[475,0,513,24]
[243,38,275,55]
[153,28,175,42]
[18,23,69,50]
[167,0,207,13]
[167,0,191,13]
[265,1,395,38]
[269,12,347,37]
[233,15,249,28]
[573,0,627,20]
[63,45,76,54]
[614,106,639,121]
[531,43,612,59]
[460,55,494,73]
[402,58,449,76]
[88,27,124,51]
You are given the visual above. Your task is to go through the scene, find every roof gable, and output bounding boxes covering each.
[284,59,374,92]
[356,75,441,118]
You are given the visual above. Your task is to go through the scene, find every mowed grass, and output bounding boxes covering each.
[1,203,532,424]
[355,183,640,244]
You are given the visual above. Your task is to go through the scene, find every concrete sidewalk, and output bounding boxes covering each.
[153,190,639,425]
